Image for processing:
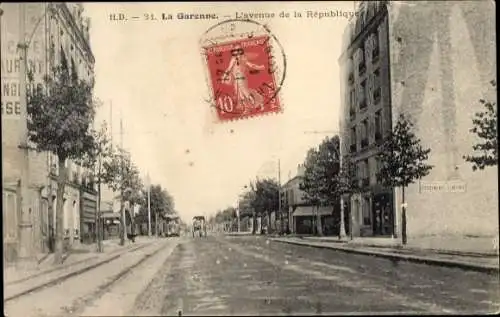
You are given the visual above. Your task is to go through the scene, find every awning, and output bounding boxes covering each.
[101,212,121,219]
[292,206,333,217]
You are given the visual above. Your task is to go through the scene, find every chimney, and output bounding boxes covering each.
[297,164,305,176]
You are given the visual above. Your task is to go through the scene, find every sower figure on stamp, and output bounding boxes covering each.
[222,44,265,114]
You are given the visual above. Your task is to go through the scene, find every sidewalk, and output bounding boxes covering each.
[270,235,499,274]
[4,237,153,285]
[303,235,499,257]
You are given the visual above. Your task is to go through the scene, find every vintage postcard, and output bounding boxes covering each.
[1,1,498,316]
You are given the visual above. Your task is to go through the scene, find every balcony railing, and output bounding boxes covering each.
[349,144,357,153]
[361,138,369,148]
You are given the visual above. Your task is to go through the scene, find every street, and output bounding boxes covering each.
[5,235,499,316]
[132,235,499,315]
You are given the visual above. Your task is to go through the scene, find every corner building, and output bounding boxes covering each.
[1,3,96,261]
[339,1,498,240]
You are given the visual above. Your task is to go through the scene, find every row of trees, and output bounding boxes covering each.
[26,58,176,265]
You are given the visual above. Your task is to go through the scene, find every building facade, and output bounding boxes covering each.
[1,3,96,261]
[339,1,498,240]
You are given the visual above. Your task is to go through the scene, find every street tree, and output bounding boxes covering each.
[377,113,433,245]
[251,178,280,234]
[138,184,175,235]
[238,189,256,232]
[217,207,237,231]
[299,147,323,235]
[101,146,143,244]
[300,136,344,236]
[80,120,113,252]
[464,80,498,170]
[27,60,96,265]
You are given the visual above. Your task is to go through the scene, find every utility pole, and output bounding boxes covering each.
[17,3,35,263]
[96,152,103,252]
[146,172,151,237]
[278,159,283,234]
[119,111,126,246]
[155,209,158,238]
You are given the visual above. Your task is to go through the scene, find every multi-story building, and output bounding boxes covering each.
[339,1,497,240]
[281,164,341,235]
[1,3,96,261]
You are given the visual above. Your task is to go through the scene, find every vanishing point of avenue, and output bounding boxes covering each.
[2,2,499,316]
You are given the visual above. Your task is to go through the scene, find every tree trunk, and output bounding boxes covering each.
[47,189,54,253]
[339,199,347,239]
[252,210,257,235]
[402,186,407,245]
[54,157,67,265]
[316,206,323,236]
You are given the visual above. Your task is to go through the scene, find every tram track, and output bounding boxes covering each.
[4,242,151,302]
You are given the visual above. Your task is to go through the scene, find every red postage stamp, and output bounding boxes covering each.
[203,35,282,122]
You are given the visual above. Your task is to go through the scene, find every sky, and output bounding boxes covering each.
[83,2,354,223]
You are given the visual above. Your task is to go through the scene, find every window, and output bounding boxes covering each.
[359,81,367,109]
[350,127,357,152]
[375,110,382,141]
[364,159,370,186]
[372,33,380,60]
[349,89,356,118]
[358,46,366,74]
[363,196,371,225]
[361,120,368,148]
[348,72,354,84]
[373,68,381,104]
[373,69,381,86]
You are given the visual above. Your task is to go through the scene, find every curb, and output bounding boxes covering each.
[4,242,153,302]
[271,238,499,275]
[301,237,499,258]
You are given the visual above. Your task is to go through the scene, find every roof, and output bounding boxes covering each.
[281,175,303,189]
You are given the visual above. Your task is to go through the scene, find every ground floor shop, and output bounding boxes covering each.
[291,206,339,236]
[347,188,395,238]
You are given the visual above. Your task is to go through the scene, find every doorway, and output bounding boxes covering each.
[372,193,393,236]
